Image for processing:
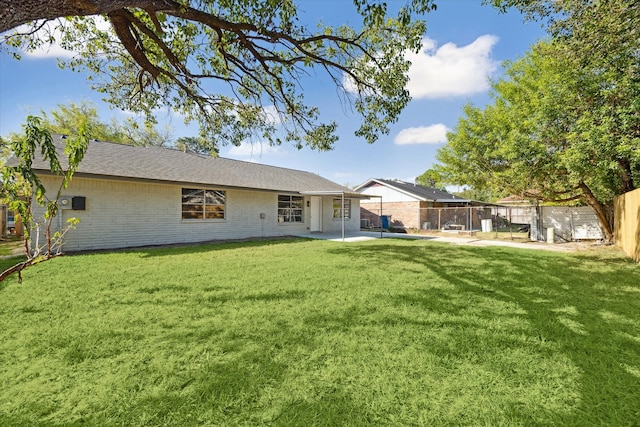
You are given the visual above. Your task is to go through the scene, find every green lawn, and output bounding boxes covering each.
[0,238,639,426]
[0,237,23,256]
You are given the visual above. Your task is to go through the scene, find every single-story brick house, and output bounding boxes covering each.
[354,178,473,230]
[25,136,362,251]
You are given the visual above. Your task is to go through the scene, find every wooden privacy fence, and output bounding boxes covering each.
[614,188,640,262]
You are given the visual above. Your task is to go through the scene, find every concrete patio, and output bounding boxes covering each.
[296,230,580,252]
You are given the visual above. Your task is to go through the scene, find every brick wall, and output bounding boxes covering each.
[360,201,420,229]
[33,176,360,251]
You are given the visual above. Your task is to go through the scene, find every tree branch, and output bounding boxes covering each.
[2,0,424,148]
[0,0,178,33]
[108,10,161,81]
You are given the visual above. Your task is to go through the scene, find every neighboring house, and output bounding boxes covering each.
[355,178,474,230]
[22,136,362,251]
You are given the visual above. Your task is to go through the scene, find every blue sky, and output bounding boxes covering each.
[0,0,545,188]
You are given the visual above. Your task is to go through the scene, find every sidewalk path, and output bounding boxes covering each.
[297,231,583,252]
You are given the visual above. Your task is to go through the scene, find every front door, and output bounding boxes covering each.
[310,197,322,232]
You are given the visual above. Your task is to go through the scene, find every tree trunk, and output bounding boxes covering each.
[579,182,614,243]
[0,0,175,33]
[618,158,636,193]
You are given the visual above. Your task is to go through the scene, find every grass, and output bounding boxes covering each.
[0,238,639,426]
[475,230,530,242]
[407,229,532,243]
[0,236,23,256]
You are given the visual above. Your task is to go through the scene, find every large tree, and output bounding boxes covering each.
[174,136,218,155]
[493,0,640,240]
[0,0,435,151]
[438,40,639,242]
[39,101,175,146]
[415,167,447,190]
[40,101,126,143]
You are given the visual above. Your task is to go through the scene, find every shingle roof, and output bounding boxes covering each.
[26,135,353,194]
[355,178,469,202]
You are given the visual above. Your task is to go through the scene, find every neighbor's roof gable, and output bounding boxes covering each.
[27,135,352,194]
[354,178,469,202]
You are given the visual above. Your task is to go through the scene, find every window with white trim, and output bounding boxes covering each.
[182,188,225,219]
[278,195,304,223]
[333,198,351,219]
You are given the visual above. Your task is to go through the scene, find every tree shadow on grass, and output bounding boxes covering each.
[1,285,367,426]
[328,241,640,425]
[95,347,370,427]
[65,237,308,259]
[3,239,638,425]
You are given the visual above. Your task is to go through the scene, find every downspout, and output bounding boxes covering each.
[341,192,345,242]
[380,195,383,238]
[509,206,513,240]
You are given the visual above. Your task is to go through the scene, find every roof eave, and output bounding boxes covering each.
[354,178,428,201]
[34,170,337,194]
[299,190,370,199]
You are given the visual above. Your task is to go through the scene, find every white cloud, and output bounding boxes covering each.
[342,72,359,94]
[407,35,499,99]
[262,105,282,125]
[19,23,76,59]
[394,124,449,145]
[16,16,111,59]
[115,106,185,123]
[226,142,282,158]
